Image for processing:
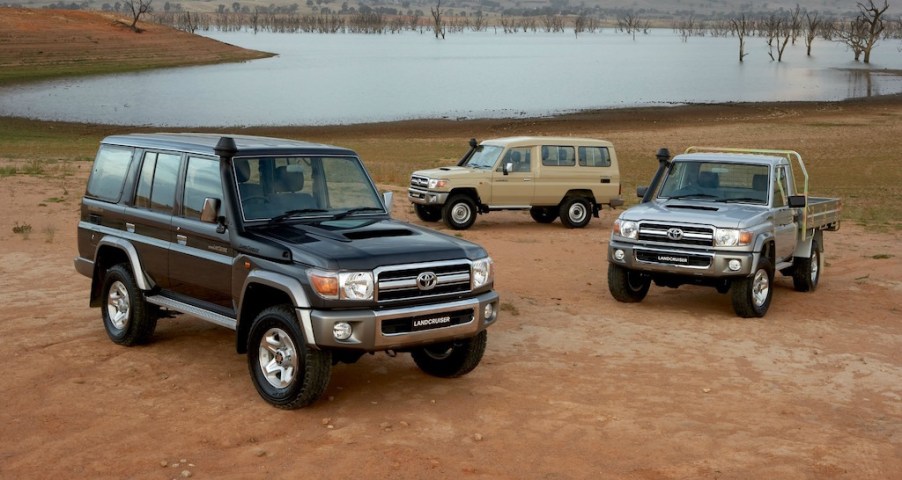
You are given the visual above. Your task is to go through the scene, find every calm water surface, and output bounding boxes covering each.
[2,29,901,126]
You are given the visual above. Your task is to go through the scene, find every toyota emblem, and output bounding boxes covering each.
[666,228,684,240]
[416,271,438,291]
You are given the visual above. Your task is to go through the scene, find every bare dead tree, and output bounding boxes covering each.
[836,17,868,61]
[574,11,588,38]
[789,4,802,45]
[617,12,647,40]
[471,11,485,32]
[804,11,821,56]
[430,0,444,39]
[857,0,889,63]
[124,0,153,31]
[730,14,751,63]
[674,14,696,42]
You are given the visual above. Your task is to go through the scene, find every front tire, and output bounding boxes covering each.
[529,206,558,224]
[411,330,487,378]
[247,305,332,409]
[101,264,157,346]
[731,257,774,318]
[559,197,592,228]
[792,239,821,292]
[414,204,442,222]
[442,195,477,230]
[608,263,651,302]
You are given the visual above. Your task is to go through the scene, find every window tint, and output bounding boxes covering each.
[135,151,180,212]
[541,146,575,166]
[578,147,611,167]
[183,157,222,220]
[85,145,134,202]
[321,156,382,209]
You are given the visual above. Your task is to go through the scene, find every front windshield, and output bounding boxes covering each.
[658,161,770,205]
[464,145,503,169]
[233,155,385,222]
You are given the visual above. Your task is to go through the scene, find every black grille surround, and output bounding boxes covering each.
[376,260,472,303]
[637,222,714,247]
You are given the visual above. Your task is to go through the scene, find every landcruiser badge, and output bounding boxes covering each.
[667,228,684,240]
[416,272,438,291]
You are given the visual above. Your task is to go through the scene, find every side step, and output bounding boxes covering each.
[146,295,237,330]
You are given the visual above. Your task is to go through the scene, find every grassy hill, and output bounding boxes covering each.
[0,8,272,86]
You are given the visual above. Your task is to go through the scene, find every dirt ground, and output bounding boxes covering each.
[1,133,900,479]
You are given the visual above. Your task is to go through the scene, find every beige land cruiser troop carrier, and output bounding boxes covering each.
[408,137,624,230]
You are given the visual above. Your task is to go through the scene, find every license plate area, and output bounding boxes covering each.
[381,308,473,335]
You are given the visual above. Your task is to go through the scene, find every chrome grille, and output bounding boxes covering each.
[638,222,714,247]
[410,175,429,188]
[376,261,472,302]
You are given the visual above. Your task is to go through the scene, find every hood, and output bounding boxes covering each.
[251,218,487,270]
[412,166,483,179]
[620,200,769,229]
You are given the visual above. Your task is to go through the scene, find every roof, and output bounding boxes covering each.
[100,133,356,158]
[675,152,786,166]
[480,136,614,148]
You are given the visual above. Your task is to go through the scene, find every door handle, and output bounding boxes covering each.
[177,234,187,246]
[600,178,611,184]
[523,178,532,182]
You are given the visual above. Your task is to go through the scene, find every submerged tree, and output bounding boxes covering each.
[804,11,821,56]
[730,14,751,63]
[430,0,444,39]
[857,0,889,63]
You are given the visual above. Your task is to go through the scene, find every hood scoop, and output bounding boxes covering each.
[343,228,414,240]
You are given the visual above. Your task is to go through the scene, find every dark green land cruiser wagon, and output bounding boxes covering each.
[75,134,498,408]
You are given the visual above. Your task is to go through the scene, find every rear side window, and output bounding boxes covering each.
[578,147,611,167]
[85,145,134,202]
[541,146,575,167]
[135,151,181,213]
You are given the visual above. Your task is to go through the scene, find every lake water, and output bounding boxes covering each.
[2,29,902,126]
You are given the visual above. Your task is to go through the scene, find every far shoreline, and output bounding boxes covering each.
[3,93,902,134]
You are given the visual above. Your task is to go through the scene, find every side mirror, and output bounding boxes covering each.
[200,197,221,223]
[382,191,394,216]
[503,162,513,176]
[636,186,648,198]
[788,195,806,208]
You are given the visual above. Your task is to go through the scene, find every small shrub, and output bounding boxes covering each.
[871,253,893,260]
[13,222,32,236]
[0,166,16,177]
[21,160,45,176]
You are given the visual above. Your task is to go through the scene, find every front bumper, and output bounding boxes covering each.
[608,239,760,277]
[305,290,499,351]
[408,187,449,206]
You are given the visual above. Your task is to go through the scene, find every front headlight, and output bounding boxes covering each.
[713,228,753,247]
[472,257,494,288]
[308,269,374,300]
[613,219,639,239]
[428,178,448,189]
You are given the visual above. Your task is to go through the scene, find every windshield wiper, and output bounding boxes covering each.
[269,208,329,223]
[667,193,718,200]
[330,207,385,220]
[720,197,766,204]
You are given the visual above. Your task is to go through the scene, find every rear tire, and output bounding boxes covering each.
[414,204,442,222]
[731,257,774,318]
[247,305,332,409]
[608,263,651,302]
[411,330,487,378]
[792,239,821,292]
[442,195,477,230]
[529,206,558,224]
[559,197,592,228]
[101,264,157,346]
